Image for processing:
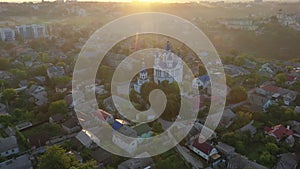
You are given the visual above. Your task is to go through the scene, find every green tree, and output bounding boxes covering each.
[70,160,98,169]
[1,88,17,104]
[265,143,279,155]
[53,76,71,85]
[259,151,276,166]
[275,73,287,86]
[38,145,78,169]
[10,68,27,80]
[153,121,163,133]
[49,100,68,115]
[228,86,247,103]
[0,57,11,70]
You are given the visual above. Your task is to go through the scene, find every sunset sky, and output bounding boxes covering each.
[1,0,299,3]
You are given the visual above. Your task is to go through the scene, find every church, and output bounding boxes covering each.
[133,41,184,94]
[153,41,183,84]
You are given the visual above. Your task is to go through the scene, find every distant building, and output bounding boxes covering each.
[219,18,258,31]
[0,136,19,157]
[154,41,183,84]
[0,28,15,41]
[134,60,150,94]
[0,154,33,169]
[47,66,65,79]
[192,74,210,89]
[62,118,81,134]
[16,24,47,39]
[118,157,154,169]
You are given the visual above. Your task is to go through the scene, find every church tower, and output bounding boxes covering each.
[134,59,150,94]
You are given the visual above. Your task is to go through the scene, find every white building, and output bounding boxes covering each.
[154,41,183,84]
[16,24,47,39]
[0,28,15,41]
[134,60,150,94]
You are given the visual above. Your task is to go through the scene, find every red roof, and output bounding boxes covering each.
[286,75,296,81]
[264,124,294,140]
[261,85,279,93]
[94,109,112,121]
[192,138,214,155]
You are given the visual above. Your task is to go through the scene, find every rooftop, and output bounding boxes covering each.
[0,136,18,153]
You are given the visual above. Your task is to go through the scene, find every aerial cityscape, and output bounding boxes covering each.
[0,0,300,169]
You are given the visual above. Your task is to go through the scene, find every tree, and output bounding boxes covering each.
[0,57,11,70]
[275,73,287,86]
[49,100,68,115]
[152,121,163,133]
[259,151,276,166]
[70,160,98,169]
[1,88,17,104]
[53,76,71,85]
[10,68,27,80]
[38,145,78,169]
[228,86,247,103]
[265,143,279,155]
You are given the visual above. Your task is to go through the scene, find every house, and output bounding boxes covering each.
[133,123,152,143]
[290,121,300,137]
[93,109,114,124]
[64,93,74,108]
[294,106,300,113]
[0,136,19,157]
[216,142,235,158]
[16,24,47,39]
[238,120,257,136]
[75,130,94,148]
[112,125,138,154]
[192,75,210,89]
[27,132,49,148]
[62,118,81,134]
[224,64,250,78]
[55,84,69,93]
[103,96,117,112]
[4,126,16,136]
[258,84,297,106]
[264,124,294,142]
[49,113,65,124]
[34,76,46,84]
[47,66,65,79]
[91,148,112,168]
[190,138,220,162]
[0,154,33,169]
[258,63,282,78]
[243,59,257,69]
[27,85,48,106]
[219,109,236,128]
[118,157,154,169]
[133,123,152,137]
[227,154,268,169]
[0,28,15,41]
[275,153,298,169]
[0,71,13,80]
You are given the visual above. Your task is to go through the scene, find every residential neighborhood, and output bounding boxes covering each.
[0,1,300,169]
